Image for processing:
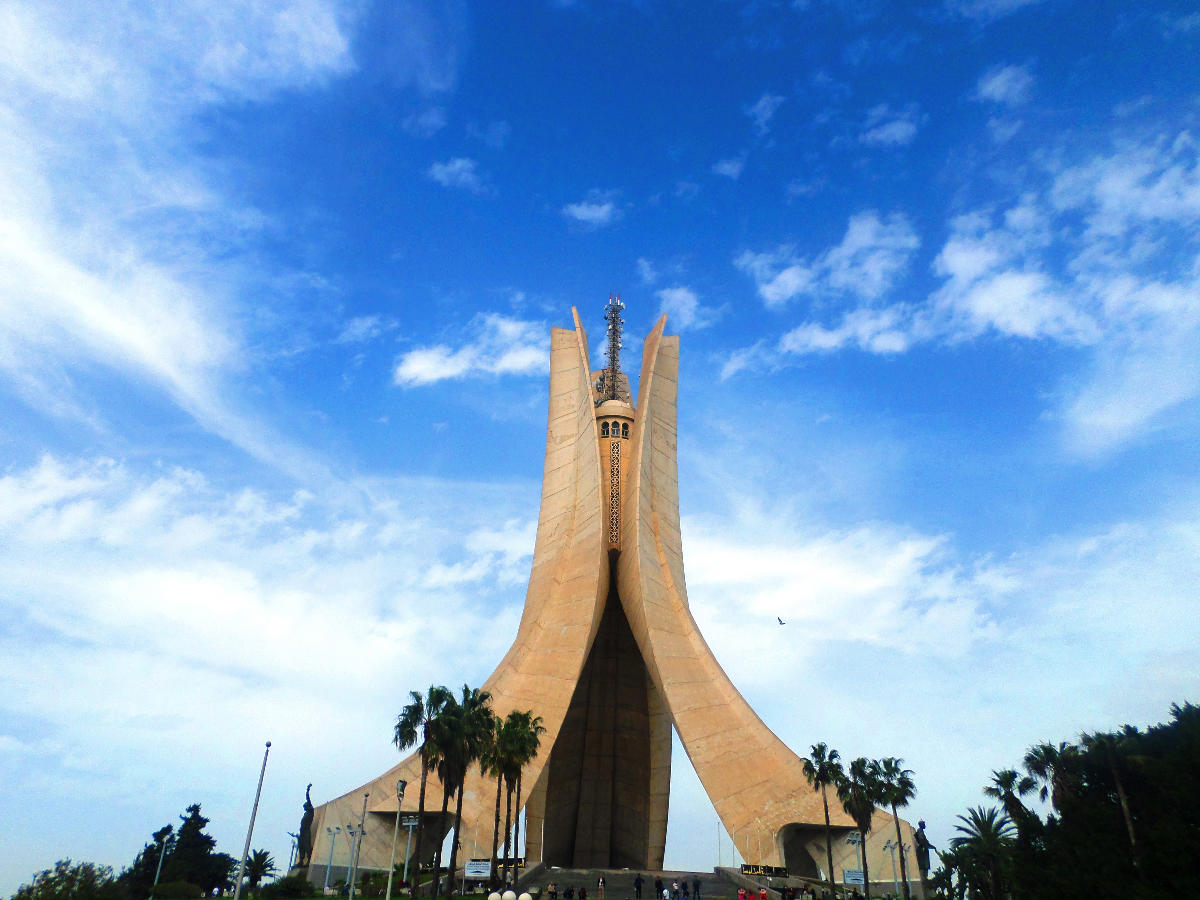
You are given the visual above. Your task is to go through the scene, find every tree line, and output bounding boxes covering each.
[800,744,918,900]
[392,684,545,898]
[11,804,278,900]
[931,701,1200,900]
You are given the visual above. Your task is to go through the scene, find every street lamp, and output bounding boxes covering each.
[385,780,408,900]
[233,741,272,900]
[348,793,369,900]
[882,840,899,898]
[846,831,864,894]
[149,830,169,900]
[324,827,342,893]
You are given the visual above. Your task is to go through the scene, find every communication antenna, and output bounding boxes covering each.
[603,294,624,401]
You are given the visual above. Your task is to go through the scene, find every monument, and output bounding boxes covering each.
[304,301,919,888]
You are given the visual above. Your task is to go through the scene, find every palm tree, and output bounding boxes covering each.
[875,758,917,900]
[439,685,494,898]
[982,769,1036,832]
[801,743,844,899]
[479,714,507,889]
[1021,741,1079,812]
[1081,730,1140,872]
[949,806,1015,900]
[838,757,882,900]
[508,711,545,886]
[496,712,523,888]
[394,685,453,898]
[242,849,276,894]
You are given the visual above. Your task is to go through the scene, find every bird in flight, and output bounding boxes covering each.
[777,617,786,625]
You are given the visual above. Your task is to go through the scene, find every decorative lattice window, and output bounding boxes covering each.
[609,440,621,545]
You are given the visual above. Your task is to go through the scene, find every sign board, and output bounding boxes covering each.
[400,815,421,827]
[741,865,789,878]
[464,860,492,879]
[843,870,864,885]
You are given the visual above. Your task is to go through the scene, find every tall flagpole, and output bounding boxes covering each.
[233,741,272,900]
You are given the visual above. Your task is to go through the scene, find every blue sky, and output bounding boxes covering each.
[2,0,1199,891]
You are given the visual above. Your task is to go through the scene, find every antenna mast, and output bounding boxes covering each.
[603,294,625,401]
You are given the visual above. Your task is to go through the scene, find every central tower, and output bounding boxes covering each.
[305,303,916,883]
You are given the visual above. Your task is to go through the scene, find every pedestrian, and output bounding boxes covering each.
[598,876,606,899]
[580,887,588,900]
[758,888,767,900]
[691,878,700,900]
[737,889,746,900]
[672,881,680,900]
[661,890,669,900]
[549,883,558,900]
[634,875,644,900]
[681,884,688,900]
[655,878,664,900]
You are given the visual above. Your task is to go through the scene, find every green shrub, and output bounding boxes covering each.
[150,880,202,898]
[259,873,316,899]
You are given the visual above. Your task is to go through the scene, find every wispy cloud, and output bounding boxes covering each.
[393,313,549,386]
[467,120,512,148]
[730,132,1200,457]
[736,211,920,307]
[335,315,396,344]
[403,106,447,137]
[637,257,659,285]
[945,0,1045,22]
[655,286,719,331]
[975,63,1034,106]
[428,157,487,192]
[859,103,922,146]
[746,92,785,136]
[562,189,621,227]
[712,156,747,180]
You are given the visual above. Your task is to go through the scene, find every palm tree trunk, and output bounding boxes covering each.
[415,753,429,898]
[501,783,514,888]
[433,786,451,898]
[820,787,836,899]
[490,774,503,890]
[891,804,910,900]
[513,770,524,883]
[446,786,466,898]
[1104,744,1139,871]
[860,831,871,900]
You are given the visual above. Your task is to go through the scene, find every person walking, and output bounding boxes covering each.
[672,880,680,900]
[655,878,664,900]
[597,876,605,899]
[634,875,644,900]
[691,878,700,900]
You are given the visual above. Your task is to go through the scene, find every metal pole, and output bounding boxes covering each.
[883,840,898,897]
[149,831,169,900]
[403,822,415,885]
[348,793,368,900]
[324,828,341,892]
[386,781,408,900]
[232,741,272,900]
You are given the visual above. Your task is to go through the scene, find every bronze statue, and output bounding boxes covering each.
[297,784,315,867]
[914,820,934,876]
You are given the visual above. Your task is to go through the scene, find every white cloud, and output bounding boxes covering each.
[655,286,718,331]
[392,313,549,386]
[736,211,919,307]
[637,257,658,285]
[746,92,785,136]
[428,157,486,192]
[467,119,511,148]
[945,0,1045,21]
[335,315,395,344]
[562,190,620,227]
[712,156,746,180]
[779,306,913,354]
[403,106,447,137]
[859,103,922,147]
[975,64,1034,106]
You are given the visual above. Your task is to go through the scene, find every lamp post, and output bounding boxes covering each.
[324,827,342,892]
[149,830,169,900]
[345,825,359,892]
[882,840,899,898]
[402,815,416,886]
[348,793,369,900]
[233,741,272,900]
[386,780,408,900]
[846,831,864,895]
